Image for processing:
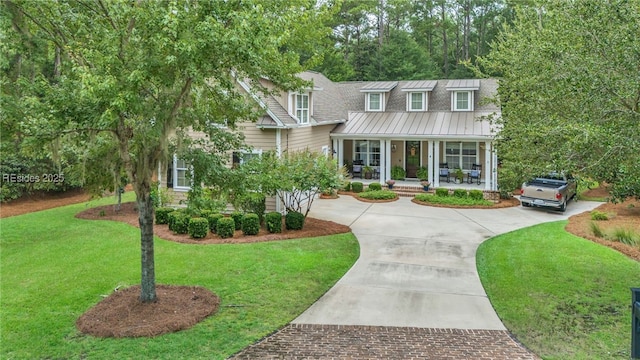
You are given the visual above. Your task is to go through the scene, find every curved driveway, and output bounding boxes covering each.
[294,196,601,329]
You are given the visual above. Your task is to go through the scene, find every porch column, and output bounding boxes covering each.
[492,146,499,191]
[384,139,392,183]
[333,139,344,167]
[427,140,434,185]
[484,141,491,190]
[433,140,440,188]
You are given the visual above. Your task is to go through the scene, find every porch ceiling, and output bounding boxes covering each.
[332,111,499,138]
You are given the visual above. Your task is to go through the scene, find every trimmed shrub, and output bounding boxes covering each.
[358,190,397,200]
[155,207,175,225]
[240,193,266,224]
[199,209,213,218]
[453,189,468,198]
[265,212,282,233]
[435,188,449,197]
[168,212,189,234]
[188,217,209,239]
[241,213,260,236]
[216,217,235,239]
[230,211,243,230]
[206,213,224,233]
[469,190,484,201]
[343,181,351,192]
[285,211,305,230]
[351,182,364,193]
[590,210,609,221]
[368,183,382,191]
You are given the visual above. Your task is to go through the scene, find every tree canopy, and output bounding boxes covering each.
[2,0,331,302]
[478,0,640,201]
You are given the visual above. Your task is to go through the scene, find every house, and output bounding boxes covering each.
[161,71,500,208]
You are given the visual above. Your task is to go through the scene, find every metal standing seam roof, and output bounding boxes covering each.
[359,81,399,92]
[332,111,499,138]
[445,79,481,90]
[400,80,438,91]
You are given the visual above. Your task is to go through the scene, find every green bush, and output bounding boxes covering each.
[199,209,213,218]
[285,211,305,230]
[155,207,175,225]
[435,188,449,197]
[240,193,266,224]
[590,210,609,221]
[416,166,428,180]
[241,213,261,236]
[265,212,282,233]
[230,211,243,230]
[206,213,224,233]
[216,217,236,239]
[188,217,209,239]
[168,212,189,234]
[351,182,364,193]
[469,190,484,201]
[368,183,382,191]
[358,190,397,200]
[343,181,351,192]
[391,165,406,180]
[453,189,468,198]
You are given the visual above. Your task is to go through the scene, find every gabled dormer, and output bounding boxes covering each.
[400,80,437,112]
[287,84,323,124]
[360,81,398,112]
[446,79,480,111]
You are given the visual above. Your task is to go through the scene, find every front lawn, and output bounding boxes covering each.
[477,221,640,360]
[0,195,359,359]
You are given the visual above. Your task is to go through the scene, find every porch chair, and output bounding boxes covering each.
[468,164,482,185]
[439,163,450,183]
[352,160,363,179]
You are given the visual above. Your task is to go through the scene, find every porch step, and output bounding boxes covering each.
[387,185,432,198]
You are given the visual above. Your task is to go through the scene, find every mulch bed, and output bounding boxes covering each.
[76,285,220,338]
[75,202,351,245]
[1,188,92,218]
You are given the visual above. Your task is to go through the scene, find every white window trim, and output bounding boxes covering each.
[443,141,479,170]
[173,155,191,191]
[295,93,309,124]
[407,92,427,111]
[452,91,474,111]
[366,93,384,112]
[288,91,312,124]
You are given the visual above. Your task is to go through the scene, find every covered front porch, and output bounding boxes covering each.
[332,138,498,191]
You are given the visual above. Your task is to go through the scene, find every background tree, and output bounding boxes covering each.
[478,0,640,201]
[3,0,330,302]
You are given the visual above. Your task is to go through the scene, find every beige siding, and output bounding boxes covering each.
[391,140,403,167]
[283,124,333,153]
[239,122,278,151]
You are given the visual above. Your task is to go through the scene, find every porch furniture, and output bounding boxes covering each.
[439,163,450,183]
[373,167,380,179]
[468,164,482,185]
[352,160,363,178]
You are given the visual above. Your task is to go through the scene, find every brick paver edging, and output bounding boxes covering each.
[229,324,540,359]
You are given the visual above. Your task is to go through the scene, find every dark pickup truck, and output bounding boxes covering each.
[519,174,577,212]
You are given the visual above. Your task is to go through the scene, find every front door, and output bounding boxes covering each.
[406,141,420,178]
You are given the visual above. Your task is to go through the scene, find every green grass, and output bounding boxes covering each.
[477,221,640,360]
[0,194,359,359]
[414,193,494,206]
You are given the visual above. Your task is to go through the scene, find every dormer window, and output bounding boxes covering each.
[446,79,479,112]
[360,81,398,112]
[453,91,473,111]
[400,80,436,112]
[295,93,309,123]
[367,93,383,112]
[409,92,426,111]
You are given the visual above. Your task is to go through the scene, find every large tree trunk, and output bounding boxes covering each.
[136,185,156,302]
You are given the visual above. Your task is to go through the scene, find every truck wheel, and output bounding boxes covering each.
[559,199,567,212]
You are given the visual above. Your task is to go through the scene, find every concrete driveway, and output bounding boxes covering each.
[293,196,601,330]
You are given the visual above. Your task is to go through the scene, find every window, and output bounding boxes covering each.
[408,92,426,111]
[295,94,309,124]
[232,150,262,168]
[367,93,383,111]
[173,156,190,190]
[445,142,477,170]
[354,140,380,166]
[453,91,473,111]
